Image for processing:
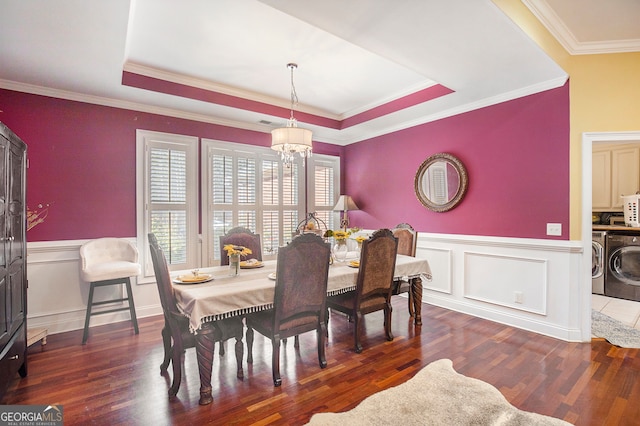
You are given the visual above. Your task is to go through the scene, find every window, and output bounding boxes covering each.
[136,130,198,278]
[308,157,339,231]
[137,132,340,279]
[201,139,340,266]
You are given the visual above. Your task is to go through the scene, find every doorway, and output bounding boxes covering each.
[582,131,640,339]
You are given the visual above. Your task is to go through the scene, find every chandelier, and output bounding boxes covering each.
[271,63,312,168]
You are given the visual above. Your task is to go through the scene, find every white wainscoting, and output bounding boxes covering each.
[27,234,588,342]
[417,233,588,342]
[26,239,162,336]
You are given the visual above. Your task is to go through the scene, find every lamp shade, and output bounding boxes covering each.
[333,195,359,212]
[271,125,313,153]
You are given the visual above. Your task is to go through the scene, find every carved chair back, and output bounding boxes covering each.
[219,226,263,265]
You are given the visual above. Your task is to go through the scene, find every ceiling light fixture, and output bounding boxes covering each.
[271,63,312,168]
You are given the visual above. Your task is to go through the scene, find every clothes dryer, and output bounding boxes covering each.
[606,232,640,301]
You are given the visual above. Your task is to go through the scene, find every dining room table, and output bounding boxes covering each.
[172,254,431,404]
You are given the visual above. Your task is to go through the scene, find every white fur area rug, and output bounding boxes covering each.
[306,359,570,426]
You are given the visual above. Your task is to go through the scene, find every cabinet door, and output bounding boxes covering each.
[6,140,25,336]
[592,150,611,210]
[611,147,640,209]
[0,136,7,349]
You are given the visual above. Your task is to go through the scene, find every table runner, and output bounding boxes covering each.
[173,254,431,332]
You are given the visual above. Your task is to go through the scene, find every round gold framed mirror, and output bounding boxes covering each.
[414,152,468,212]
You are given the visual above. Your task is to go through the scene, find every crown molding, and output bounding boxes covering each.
[0,79,272,133]
[523,0,640,55]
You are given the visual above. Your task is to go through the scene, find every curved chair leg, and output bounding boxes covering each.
[294,335,300,348]
[272,336,282,387]
[160,324,172,372]
[219,340,226,357]
[317,323,327,368]
[168,342,184,399]
[246,327,254,364]
[354,312,363,354]
[384,303,394,341]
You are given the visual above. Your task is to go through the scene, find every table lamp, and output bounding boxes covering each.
[333,195,359,231]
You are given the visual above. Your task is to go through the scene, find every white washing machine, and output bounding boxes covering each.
[592,231,606,294]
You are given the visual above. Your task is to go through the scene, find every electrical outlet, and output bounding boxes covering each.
[546,223,562,236]
[514,291,523,304]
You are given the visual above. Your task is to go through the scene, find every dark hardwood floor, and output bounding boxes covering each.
[3,298,639,425]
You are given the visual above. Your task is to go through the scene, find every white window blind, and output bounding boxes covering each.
[202,139,340,266]
[308,156,340,232]
[136,130,198,278]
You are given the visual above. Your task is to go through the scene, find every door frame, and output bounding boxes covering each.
[582,131,640,337]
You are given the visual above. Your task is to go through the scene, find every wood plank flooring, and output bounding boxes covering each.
[3,298,639,425]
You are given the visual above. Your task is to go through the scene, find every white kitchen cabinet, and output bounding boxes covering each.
[592,144,640,211]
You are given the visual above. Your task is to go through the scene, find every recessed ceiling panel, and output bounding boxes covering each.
[126,0,436,118]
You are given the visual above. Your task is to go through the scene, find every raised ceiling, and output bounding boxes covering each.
[0,1,635,145]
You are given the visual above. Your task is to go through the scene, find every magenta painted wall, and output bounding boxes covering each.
[0,89,343,241]
[343,83,570,240]
[0,83,568,242]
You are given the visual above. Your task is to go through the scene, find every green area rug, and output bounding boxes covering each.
[592,310,640,348]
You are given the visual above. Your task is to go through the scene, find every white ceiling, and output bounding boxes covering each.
[0,0,636,145]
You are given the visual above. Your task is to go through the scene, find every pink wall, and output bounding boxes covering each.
[0,89,342,241]
[343,83,570,239]
[0,83,569,242]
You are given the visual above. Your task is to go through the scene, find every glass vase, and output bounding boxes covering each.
[229,253,240,276]
[332,240,348,262]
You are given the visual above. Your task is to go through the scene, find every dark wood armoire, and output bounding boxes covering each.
[0,121,27,401]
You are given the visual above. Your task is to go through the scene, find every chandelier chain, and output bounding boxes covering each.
[288,63,299,121]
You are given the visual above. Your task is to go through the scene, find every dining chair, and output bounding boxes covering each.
[219,226,262,265]
[148,233,244,399]
[245,232,331,387]
[391,223,418,316]
[326,228,398,353]
[79,237,140,345]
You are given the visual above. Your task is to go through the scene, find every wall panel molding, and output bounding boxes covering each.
[416,232,585,342]
[27,234,585,341]
[463,251,548,315]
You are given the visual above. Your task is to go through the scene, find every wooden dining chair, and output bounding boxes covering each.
[245,232,331,387]
[148,233,244,399]
[391,223,418,316]
[326,228,398,353]
[219,226,262,265]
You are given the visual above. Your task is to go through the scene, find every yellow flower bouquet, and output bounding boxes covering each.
[324,227,360,241]
[331,230,349,241]
[224,245,252,276]
[223,245,252,257]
